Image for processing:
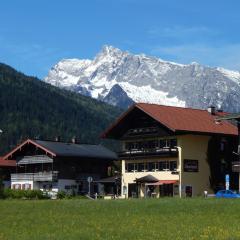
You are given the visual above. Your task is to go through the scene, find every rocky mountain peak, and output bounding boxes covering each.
[44,46,240,112]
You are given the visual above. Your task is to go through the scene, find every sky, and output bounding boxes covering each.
[1,0,240,78]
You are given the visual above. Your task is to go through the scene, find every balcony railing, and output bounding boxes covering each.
[118,147,178,159]
[11,171,58,182]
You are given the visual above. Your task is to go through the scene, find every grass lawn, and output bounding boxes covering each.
[0,198,240,240]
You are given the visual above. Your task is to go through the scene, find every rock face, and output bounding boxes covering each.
[45,45,240,112]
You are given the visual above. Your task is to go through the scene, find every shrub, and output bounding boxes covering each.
[2,189,49,199]
[57,191,66,199]
[0,179,4,199]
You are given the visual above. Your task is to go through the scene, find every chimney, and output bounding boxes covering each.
[207,106,216,115]
[55,136,61,142]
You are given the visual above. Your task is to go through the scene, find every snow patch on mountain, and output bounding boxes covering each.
[217,67,240,85]
[117,82,185,107]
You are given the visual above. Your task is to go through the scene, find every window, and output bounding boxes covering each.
[138,163,146,172]
[170,139,177,148]
[159,161,164,171]
[148,140,157,149]
[126,163,138,172]
[125,142,131,150]
[159,139,170,148]
[25,183,31,190]
[154,162,159,171]
[147,162,156,172]
[159,138,177,148]
[13,184,21,190]
[162,161,169,170]
[125,142,138,151]
[185,186,193,197]
[126,163,134,172]
[170,161,177,171]
[159,139,166,148]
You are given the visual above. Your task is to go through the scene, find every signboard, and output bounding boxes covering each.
[225,174,230,190]
[87,176,93,183]
[184,159,198,172]
[87,176,93,196]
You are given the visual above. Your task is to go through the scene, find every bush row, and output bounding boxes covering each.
[0,189,50,199]
[56,191,88,199]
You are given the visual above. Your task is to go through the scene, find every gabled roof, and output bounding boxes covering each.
[0,157,16,167]
[34,140,117,160]
[3,139,56,160]
[3,139,117,161]
[102,103,238,138]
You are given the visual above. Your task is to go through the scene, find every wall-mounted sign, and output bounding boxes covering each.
[225,174,230,190]
[184,159,198,172]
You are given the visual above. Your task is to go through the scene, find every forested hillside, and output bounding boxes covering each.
[0,63,122,155]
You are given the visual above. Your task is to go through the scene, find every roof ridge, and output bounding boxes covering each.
[136,102,228,113]
[35,139,99,146]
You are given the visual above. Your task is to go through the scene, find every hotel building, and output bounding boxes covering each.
[102,103,238,198]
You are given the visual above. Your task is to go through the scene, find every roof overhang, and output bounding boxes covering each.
[0,158,16,167]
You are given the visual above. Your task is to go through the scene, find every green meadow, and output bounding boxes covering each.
[0,198,240,240]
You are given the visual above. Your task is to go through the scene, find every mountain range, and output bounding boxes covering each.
[45,45,240,112]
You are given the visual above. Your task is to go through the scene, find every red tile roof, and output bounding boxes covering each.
[0,157,16,167]
[103,103,238,137]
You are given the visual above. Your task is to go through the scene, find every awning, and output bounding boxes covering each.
[145,180,178,186]
[135,175,159,183]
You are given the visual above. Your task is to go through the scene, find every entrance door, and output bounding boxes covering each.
[128,183,137,198]
[185,186,193,197]
[159,184,173,197]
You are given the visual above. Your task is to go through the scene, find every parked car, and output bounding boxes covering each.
[215,190,240,198]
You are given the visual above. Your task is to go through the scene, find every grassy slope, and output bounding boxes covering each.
[0,198,240,240]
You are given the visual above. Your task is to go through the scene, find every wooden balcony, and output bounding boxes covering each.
[118,147,178,159]
[11,171,58,182]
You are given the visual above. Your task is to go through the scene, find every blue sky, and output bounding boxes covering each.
[1,0,240,78]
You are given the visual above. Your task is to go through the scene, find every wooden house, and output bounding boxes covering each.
[3,139,117,194]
